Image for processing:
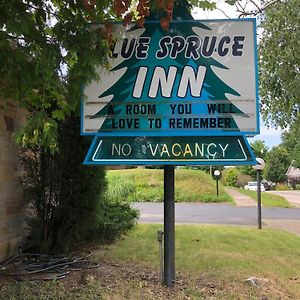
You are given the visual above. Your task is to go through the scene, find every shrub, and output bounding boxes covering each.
[94,200,139,243]
[222,168,238,187]
[275,184,290,191]
[236,173,253,188]
[20,116,138,253]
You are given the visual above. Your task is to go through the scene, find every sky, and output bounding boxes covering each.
[192,1,283,149]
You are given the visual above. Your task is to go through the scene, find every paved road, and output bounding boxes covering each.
[267,190,300,207]
[132,203,300,236]
[133,203,300,224]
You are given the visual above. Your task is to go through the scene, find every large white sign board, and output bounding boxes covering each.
[82,19,259,137]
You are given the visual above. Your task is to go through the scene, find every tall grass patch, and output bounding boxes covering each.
[107,169,233,203]
[238,188,292,207]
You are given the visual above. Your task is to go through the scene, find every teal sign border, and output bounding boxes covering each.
[84,135,256,165]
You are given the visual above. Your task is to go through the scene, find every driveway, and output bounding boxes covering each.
[267,190,300,208]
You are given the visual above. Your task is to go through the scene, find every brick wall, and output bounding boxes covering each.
[0,102,25,262]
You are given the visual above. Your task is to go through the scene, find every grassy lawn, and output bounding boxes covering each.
[95,224,300,299]
[107,168,234,204]
[238,188,292,208]
[2,224,300,299]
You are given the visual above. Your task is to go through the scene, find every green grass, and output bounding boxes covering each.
[2,225,300,299]
[107,168,233,203]
[94,224,300,298]
[96,224,300,276]
[238,188,292,208]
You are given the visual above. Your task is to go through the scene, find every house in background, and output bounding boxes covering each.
[286,164,300,188]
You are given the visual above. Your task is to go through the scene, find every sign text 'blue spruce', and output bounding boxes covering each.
[82,19,259,137]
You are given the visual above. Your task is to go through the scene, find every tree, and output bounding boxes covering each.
[281,117,300,151]
[0,0,222,151]
[231,0,281,18]
[264,146,290,184]
[228,0,300,132]
[258,0,300,128]
[1,0,220,252]
[93,0,245,134]
[222,167,238,187]
[20,114,138,253]
[19,115,107,252]
[292,141,300,169]
[251,140,269,160]
[238,140,269,178]
[1,0,148,252]
[0,0,114,151]
[281,117,300,167]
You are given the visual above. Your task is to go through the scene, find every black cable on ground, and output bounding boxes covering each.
[0,252,99,281]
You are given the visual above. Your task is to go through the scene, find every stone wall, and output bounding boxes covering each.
[0,102,25,262]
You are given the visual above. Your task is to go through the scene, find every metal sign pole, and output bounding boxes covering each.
[257,170,262,229]
[163,165,175,287]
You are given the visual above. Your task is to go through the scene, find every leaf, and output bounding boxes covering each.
[52,110,65,121]
[199,0,216,10]
[225,0,237,5]
[189,0,217,10]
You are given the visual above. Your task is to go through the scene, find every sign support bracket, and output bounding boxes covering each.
[163,165,175,287]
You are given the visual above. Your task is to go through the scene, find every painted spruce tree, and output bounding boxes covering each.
[87,0,250,136]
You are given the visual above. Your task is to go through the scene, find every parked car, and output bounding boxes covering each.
[261,180,276,191]
[244,181,266,192]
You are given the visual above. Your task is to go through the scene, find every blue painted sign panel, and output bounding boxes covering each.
[82,19,259,137]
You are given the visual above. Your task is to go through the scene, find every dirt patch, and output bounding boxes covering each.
[60,259,296,299]
[61,260,191,299]
[1,255,298,299]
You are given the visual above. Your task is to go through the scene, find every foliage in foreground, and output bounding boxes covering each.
[0,0,279,154]
[92,199,139,244]
[20,116,138,253]
[0,0,223,153]
[106,168,233,203]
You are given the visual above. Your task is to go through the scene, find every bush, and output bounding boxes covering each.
[20,116,138,253]
[236,173,253,188]
[93,200,139,243]
[222,168,238,187]
[275,184,290,191]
